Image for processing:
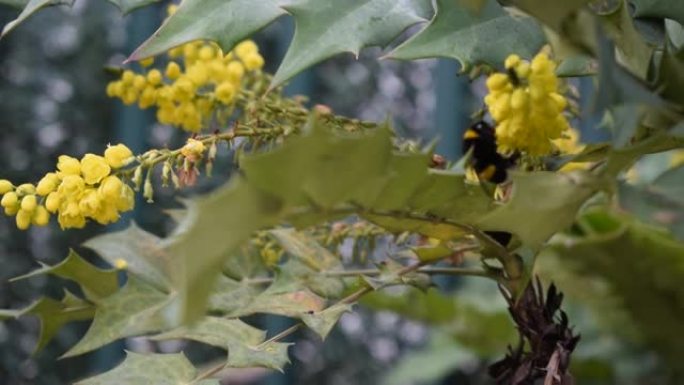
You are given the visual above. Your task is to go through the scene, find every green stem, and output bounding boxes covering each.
[257,323,302,348]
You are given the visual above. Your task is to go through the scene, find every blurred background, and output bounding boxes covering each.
[0,2,675,385]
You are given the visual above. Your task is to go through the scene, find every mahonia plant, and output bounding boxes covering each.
[0,144,135,229]
[106,5,265,132]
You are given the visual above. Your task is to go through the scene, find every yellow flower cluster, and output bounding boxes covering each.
[0,144,136,230]
[106,35,265,132]
[484,52,570,156]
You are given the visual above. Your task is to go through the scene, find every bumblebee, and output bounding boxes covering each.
[462,120,516,246]
[462,120,516,184]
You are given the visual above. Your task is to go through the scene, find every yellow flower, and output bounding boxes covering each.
[99,175,124,200]
[81,154,111,185]
[45,192,62,213]
[166,62,182,80]
[16,183,36,195]
[113,258,128,269]
[484,52,570,156]
[187,63,209,86]
[183,42,199,62]
[173,77,196,97]
[139,86,157,109]
[133,74,147,90]
[58,205,86,229]
[215,82,236,104]
[122,89,139,105]
[121,70,135,84]
[16,183,36,196]
[59,175,86,195]
[140,57,154,67]
[104,144,134,169]
[79,188,101,216]
[243,53,264,71]
[147,69,163,86]
[0,179,12,194]
[225,61,245,82]
[1,191,18,208]
[32,206,50,226]
[235,40,258,60]
[181,138,206,160]
[115,185,135,212]
[92,203,120,225]
[36,173,59,196]
[198,45,215,61]
[16,209,31,230]
[57,155,81,175]
[20,195,37,212]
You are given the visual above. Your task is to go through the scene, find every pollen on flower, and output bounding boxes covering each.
[181,138,206,162]
[107,36,266,133]
[484,52,571,156]
[113,258,128,270]
[0,143,136,230]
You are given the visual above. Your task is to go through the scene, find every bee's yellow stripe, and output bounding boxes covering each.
[463,129,479,140]
[478,164,497,181]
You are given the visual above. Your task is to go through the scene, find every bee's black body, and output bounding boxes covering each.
[462,120,516,246]
[462,120,514,184]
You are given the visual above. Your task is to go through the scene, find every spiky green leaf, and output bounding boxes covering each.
[270,0,429,87]
[156,117,493,323]
[77,351,218,385]
[388,0,545,71]
[478,171,598,248]
[130,0,285,61]
[226,341,291,372]
[152,316,264,349]
[505,0,590,31]
[164,178,283,323]
[63,277,170,357]
[84,223,172,291]
[1,0,73,38]
[21,292,94,352]
[550,210,684,371]
[301,303,352,339]
[269,228,340,270]
[12,250,118,301]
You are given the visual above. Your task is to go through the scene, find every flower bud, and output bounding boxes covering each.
[143,177,154,203]
[16,209,32,230]
[21,195,37,212]
[100,176,123,198]
[162,161,172,187]
[81,154,111,185]
[0,179,13,194]
[45,192,61,213]
[36,173,59,196]
[16,183,36,196]
[57,155,81,175]
[1,192,18,208]
[104,144,135,169]
[180,138,206,161]
[133,166,143,191]
[32,206,50,226]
